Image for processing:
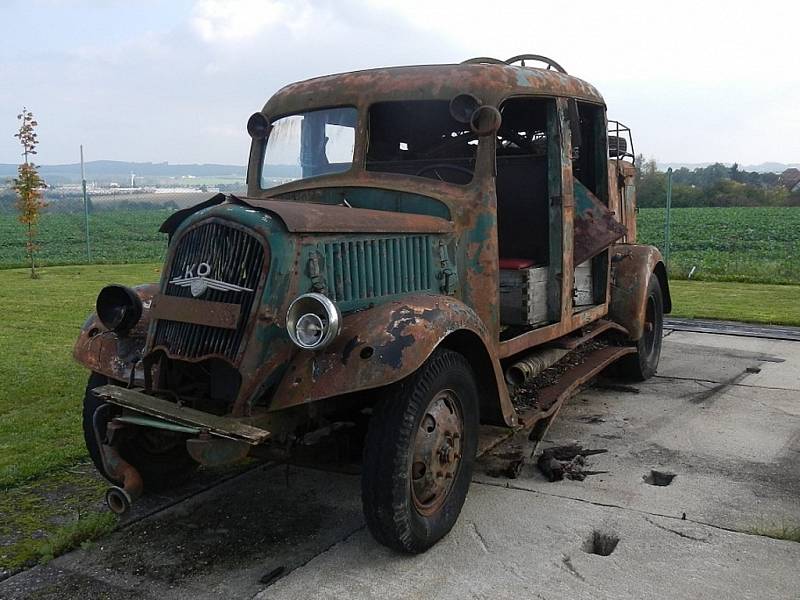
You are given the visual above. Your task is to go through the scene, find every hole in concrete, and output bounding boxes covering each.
[583,531,619,556]
[643,470,676,486]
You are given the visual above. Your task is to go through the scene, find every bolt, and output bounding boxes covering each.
[445,472,453,479]
[436,471,444,479]
[452,433,460,439]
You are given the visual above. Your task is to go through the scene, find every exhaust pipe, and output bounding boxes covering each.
[93,408,143,515]
[505,347,570,387]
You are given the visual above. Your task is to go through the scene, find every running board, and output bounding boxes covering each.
[92,385,271,445]
[476,345,635,456]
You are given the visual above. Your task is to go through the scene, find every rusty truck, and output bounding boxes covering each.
[75,55,670,553]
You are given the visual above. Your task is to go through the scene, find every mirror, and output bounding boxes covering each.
[247,112,270,139]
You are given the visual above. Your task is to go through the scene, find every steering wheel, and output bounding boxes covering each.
[415,164,473,181]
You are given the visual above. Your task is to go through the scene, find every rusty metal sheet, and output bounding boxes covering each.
[237,196,453,234]
[573,179,627,266]
[608,244,669,341]
[262,64,605,119]
[269,293,517,428]
[150,294,241,329]
[93,384,271,444]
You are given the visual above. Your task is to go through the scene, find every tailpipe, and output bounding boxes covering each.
[94,409,144,515]
[105,486,134,515]
[505,347,570,387]
[100,446,143,515]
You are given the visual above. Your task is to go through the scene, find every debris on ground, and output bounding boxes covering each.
[512,340,608,412]
[537,444,608,482]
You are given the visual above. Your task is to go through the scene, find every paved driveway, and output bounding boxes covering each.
[2,328,799,599]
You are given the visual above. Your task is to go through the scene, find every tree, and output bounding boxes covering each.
[12,108,46,278]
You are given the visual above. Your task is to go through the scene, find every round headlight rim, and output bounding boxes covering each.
[286,292,341,351]
[95,284,143,335]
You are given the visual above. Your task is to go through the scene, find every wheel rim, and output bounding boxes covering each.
[410,389,464,516]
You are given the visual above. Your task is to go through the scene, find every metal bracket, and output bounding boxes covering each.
[437,241,458,295]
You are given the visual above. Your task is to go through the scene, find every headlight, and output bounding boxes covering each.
[286,293,341,350]
[96,285,143,335]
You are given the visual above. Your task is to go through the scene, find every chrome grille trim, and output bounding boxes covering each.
[152,220,267,361]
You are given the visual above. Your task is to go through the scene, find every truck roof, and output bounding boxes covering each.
[262,62,605,118]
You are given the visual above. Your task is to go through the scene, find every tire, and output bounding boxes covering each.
[82,373,197,491]
[616,276,664,381]
[361,349,479,554]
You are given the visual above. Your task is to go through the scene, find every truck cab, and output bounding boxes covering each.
[75,55,670,553]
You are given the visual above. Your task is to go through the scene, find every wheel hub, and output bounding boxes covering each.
[411,389,463,516]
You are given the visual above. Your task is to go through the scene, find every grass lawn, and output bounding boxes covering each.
[668,280,800,327]
[0,263,161,490]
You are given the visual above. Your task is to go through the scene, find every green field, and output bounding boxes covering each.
[0,209,171,268]
[637,206,800,284]
[1,205,798,285]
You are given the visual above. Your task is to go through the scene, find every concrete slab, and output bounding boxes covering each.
[258,484,800,600]
[660,330,800,391]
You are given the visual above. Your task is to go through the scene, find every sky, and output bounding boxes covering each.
[1,0,798,167]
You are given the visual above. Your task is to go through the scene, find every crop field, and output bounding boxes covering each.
[0,206,798,284]
[0,209,171,268]
[637,206,800,285]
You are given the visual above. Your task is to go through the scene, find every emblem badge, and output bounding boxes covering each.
[169,262,253,297]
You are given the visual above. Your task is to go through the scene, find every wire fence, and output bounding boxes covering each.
[0,189,232,269]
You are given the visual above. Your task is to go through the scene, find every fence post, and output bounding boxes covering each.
[664,167,673,269]
[80,145,91,262]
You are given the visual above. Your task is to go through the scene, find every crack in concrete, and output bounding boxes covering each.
[250,524,367,598]
[472,478,770,540]
[644,516,710,542]
[560,554,585,581]
[468,520,490,553]
[655,374,797,393]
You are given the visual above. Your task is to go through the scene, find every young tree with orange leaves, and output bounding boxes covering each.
[13,108,46,278]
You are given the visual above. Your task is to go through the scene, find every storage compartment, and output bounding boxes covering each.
[500,266,549,326]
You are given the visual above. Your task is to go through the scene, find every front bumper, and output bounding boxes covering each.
[92,384,271,445]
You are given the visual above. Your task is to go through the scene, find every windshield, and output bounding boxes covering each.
[261,107,357,189]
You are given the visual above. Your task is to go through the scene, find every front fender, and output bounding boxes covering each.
[269,294,514,423]
[73,284,159,384]
[609,244,672,341]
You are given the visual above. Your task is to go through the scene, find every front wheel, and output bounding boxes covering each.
[616,275,664,381]
[361,349,479,554]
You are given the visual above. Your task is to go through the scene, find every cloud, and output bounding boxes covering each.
[1,0,797,165]
[191,0,313,42]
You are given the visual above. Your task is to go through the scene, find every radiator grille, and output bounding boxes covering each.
[320,236,432,302]
[152,221,266,361]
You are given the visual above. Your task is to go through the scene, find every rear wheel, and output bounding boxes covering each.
[82,373,197,491]
[616,276,664,380]
[361,349,479,553]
